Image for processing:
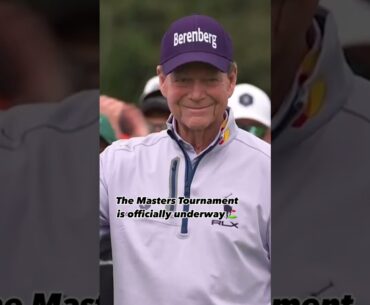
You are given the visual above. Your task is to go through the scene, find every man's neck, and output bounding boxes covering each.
[176,118,223,154]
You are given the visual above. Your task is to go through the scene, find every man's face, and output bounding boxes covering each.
[158,62,236,133]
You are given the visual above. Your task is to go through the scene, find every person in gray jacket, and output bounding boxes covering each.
[272,1,370,304]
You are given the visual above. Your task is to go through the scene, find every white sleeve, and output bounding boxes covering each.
[100,148,110,238]
[267,215,271,261]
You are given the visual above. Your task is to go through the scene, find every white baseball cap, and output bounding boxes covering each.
[228,83,271,128]
[140,76,169,115]
[141,76,161,99]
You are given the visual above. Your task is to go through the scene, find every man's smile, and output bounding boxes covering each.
[182,104,213,110]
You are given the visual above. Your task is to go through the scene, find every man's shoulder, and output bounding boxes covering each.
[233,128,271,159]
[341,76,370,124]
[100,131,171,174]
[0,90,98,142]
[0,91,98,151]
[105,130,169,154]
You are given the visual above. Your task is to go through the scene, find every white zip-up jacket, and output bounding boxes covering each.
[272,9,370,303]
[100,109,271,305]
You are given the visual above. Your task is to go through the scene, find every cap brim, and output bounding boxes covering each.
[162,52,231,75]
[141,97,170,115]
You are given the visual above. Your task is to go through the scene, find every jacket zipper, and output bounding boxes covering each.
[168,130,221,235]
[168,157,180,212]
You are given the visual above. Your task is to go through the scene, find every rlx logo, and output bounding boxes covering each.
[211,220,239,228]
[211,205,239,228]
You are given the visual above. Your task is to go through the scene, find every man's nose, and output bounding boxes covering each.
[189,80,206,101]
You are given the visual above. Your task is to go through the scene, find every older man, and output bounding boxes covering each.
[100,15,270,305]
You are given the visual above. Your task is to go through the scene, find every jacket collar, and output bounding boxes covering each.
[272,9,354,152]
[166,107,239,155]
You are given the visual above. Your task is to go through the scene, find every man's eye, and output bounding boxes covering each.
[206,78,219,83]
[175,77,191,84]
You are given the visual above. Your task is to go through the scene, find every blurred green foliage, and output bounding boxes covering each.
[101,0,270,103]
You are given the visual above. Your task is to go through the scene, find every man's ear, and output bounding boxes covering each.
[157,65,167,98]
[227,62,238,98]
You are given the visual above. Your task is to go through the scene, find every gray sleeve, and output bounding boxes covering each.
[100,149,111,239]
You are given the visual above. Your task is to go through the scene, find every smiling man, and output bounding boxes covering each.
[100,15,270,305]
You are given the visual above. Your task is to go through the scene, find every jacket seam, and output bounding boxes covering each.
[0,116,98,151]
[117,135,170,152]
[341,107,370,125]
[234,138,270,159]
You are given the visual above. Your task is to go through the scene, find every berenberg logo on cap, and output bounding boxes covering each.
[173,27,217,49]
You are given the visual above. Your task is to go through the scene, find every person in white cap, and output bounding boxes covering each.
[228,83,271,143]
[139,76,171,133]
